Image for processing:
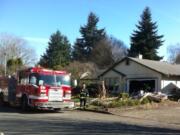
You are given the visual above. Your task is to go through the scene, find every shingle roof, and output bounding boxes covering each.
[129,57,180,76]
[98,57,180,78]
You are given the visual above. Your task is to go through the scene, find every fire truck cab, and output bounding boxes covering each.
[0,67,74,111]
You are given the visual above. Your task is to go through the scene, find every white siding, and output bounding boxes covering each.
[100,70,124,93]
[115,60,161,78]
[102,70,121,79]
[161,80,180,94]
[100,59,163,93]
[100,58,180,94]
[161,80,180,88]
[115,60,162,91]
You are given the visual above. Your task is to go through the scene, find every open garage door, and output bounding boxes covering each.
[128,79,156,94]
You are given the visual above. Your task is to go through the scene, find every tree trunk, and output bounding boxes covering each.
[101,81,106,99]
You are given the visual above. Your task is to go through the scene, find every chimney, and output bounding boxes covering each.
[138,54,143,59]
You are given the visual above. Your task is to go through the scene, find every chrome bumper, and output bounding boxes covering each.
[35,101,74,109]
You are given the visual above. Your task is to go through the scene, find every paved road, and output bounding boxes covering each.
[0,106,180,135]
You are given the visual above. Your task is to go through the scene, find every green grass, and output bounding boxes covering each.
[71,96,80,103]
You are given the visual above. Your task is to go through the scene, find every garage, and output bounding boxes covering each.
[128,79,156,94]
[99,57,180,94]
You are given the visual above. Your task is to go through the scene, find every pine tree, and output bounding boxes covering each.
[129,7,164,60]
[39,30,71,69]
[7,58,23,74]
[72,12,106,61]
[72,38,86,61]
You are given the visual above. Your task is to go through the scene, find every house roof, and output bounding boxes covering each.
[129,57,180,76]
[99,57,180,77]
[98,68,126,77]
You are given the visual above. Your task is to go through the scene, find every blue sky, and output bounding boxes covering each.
[1,0,180,61]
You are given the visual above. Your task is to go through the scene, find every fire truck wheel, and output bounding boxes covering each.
[0,93,4,106]
[54,108,61,112]
[21,96,28,111]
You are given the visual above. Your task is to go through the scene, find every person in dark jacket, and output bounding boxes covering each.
[8,75,17,106]
[80,83,89,108]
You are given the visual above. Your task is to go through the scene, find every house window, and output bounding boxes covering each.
[104,77,120,91]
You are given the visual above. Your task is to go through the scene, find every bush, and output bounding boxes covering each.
[71,86,81,96]
[91,100,104,106]
[119,93,129,99]
[108,99,141,108]
[72,97,80,103]
[133,99,141,106]
[141,97,150,104]
[126,99,135,106]
[86,83,100,97]
[108,101,122,108]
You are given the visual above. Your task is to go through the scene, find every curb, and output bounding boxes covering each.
[76,108,112,115]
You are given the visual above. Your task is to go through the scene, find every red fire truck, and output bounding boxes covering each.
[0,67,74,111]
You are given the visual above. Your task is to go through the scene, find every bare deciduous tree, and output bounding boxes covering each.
[110,36,128,62]
[167,43,180,64]
[0,33,37,66]
[91,36,127,69]
[91,39,114,69]
[55,61,98,80]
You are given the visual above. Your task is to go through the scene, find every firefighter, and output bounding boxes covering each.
[8,74,17,106]
[79,83,89,109]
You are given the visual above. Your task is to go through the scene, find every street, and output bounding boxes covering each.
[0,106,180,135]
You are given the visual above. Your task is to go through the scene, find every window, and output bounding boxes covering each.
[29,73,38,85]
[20,78,29,85]
[30,76,37,85]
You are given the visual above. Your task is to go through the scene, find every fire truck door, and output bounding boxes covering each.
[8,76,17,102]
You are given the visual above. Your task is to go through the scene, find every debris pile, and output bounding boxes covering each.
[135,91,168,103]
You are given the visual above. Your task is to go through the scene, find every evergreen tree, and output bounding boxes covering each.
[72,38,86,61]
[72,12,106,61]
[39,30,71,69]
[129,7,164,60]
[7,58,23,74]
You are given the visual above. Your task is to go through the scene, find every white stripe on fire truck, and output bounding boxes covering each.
[16,93,22,98]
[29,95,48,100]
[61,84,70,87]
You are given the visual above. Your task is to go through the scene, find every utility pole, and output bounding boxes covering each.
[4,53,7,76]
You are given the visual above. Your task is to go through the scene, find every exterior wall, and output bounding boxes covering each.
[114,59,162,92]
[100,58,180,94]
[100,59,163,93]
[161,80,180,94]
[99,70,124,93]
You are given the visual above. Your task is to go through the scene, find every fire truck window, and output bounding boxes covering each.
[39,80,44,85]
[30,76,37,85]
[56,75,70,86]
[20,78,28,85]
[57,81,61,86]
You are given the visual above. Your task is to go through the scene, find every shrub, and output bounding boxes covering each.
[86,83,100,97]
[141,97,150,104]
[72,97,80,103]
[91,100,104,106]
[119,93,129,99]
[133,99,141,106]
[108,101,122,108]
[126,99,135,106]
[108,99,140,108]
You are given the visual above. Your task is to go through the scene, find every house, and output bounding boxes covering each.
[98,57,180,95]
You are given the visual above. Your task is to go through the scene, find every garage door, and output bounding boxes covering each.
[128,79,156,94]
